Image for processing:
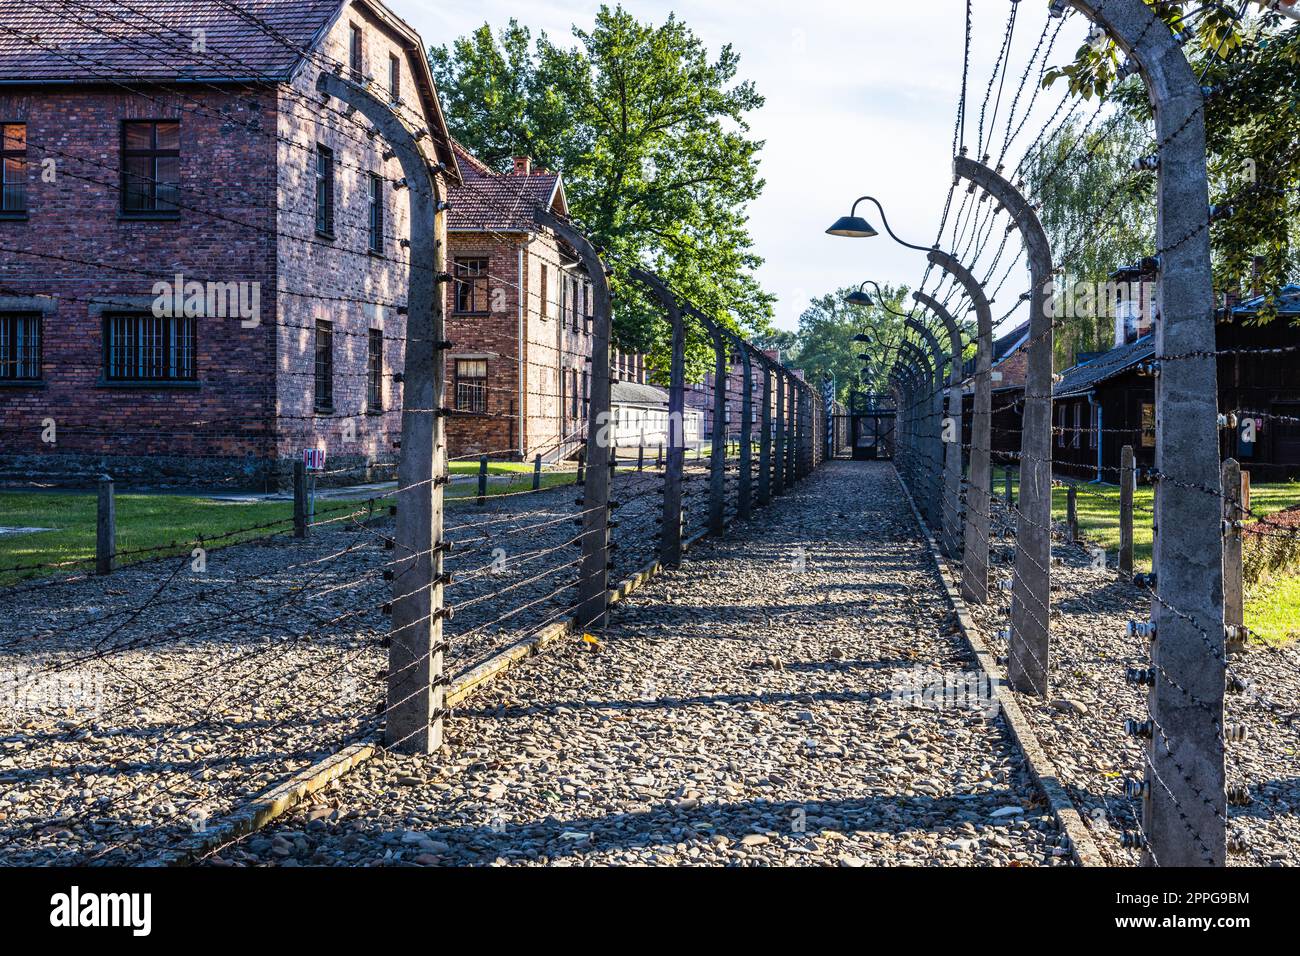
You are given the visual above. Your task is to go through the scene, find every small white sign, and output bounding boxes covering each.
[303,448,327,471]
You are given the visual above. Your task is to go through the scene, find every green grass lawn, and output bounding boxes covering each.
[0,466,581,584]
[991,466,1300,644]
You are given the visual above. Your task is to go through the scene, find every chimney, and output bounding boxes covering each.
[512,156,532,176]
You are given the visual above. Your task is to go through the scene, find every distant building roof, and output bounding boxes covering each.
[448,140,565,233]
[1054,335,1154,399]
[611,381,669,407]
[1231,284,1300,317]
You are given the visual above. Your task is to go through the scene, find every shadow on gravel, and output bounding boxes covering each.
[350,789,1038,864]
[457,686,895,720]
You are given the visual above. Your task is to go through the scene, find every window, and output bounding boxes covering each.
[103,312,196,382]
[1089,403,1099,449]
[1056,403,1066,448]
[389,54,401,102]
[368,172,384,253]
[1072,404,1082,449]
[456,359,487,413]
[349,23,364,82]
[1,123,26,216]
[539,265,548,319]
[315,145,335,237]
[0,313,40,381]
[314,320,333,410]
[570,368,579,419]
[453,257,489,314]
[367,328,383,412]
[1141,403,1156,448]
[582,369,589,414]
[121,120,179,215]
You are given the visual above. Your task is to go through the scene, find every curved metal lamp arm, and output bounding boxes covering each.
[848,196,936,254]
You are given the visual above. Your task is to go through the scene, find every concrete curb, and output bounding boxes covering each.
[164,524,721,865]
[895,467,1104,868]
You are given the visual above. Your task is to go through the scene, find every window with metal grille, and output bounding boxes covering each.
[103,313,196,382]
[121,121,179,215]
[367,327,383,412]
[1,123,26,215]
[349,23,364,82]
[315,144,335,237]
[456,359,487,413]
[453,258,489,314]
[0,312,40,381]
[315,320,333,410]
[368,172,384,253]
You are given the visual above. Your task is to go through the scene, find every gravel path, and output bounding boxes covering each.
[0,473,661,866]
[220,461,1069,867]
[963,496,1300,867]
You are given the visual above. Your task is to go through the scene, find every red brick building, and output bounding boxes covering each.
[0,0,459,488]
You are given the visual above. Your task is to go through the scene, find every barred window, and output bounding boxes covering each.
[1,123,26,215]
[453,257,490,314]
[104,312,195,382]
[315,320,333,410]
[368,173,384,254]
[0,312,40,380]
[367,328,383,412]
[121,120,179,215]
[315,145,335,237]
[456,359,487,414]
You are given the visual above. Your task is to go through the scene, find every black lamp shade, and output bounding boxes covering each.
[825,215,879,238]
[845,289,874,307]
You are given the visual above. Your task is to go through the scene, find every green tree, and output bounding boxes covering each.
[761,284,914,403]
[1043,3,1299,309]
[430,6,773,371]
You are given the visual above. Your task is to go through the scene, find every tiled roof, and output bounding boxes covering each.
[1053,335,1154,399]
[448,140,563,233]
[0,0,343,83]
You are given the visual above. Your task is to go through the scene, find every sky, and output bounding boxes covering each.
[395,0,1095,336]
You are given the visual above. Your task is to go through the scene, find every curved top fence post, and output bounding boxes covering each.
[1065,0,1223,868]
[537,208,613,632]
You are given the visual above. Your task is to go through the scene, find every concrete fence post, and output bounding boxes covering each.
[734,338,754,518]
[96,475,115,576]
[628,269,686,568]
[929,251,992,605]
[533,454,542,491]
[758,360,773,506]
[953,153,1055,694]
[477,455,489,506]
[538,208,613,631]
[1066,0,1225,866]
[318,70,448,754]
[1120,445,1135,577]
[774,367,787,496]
[914,293,966,560]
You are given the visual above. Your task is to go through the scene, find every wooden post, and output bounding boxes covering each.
[293,460,308,539]
[1223,458,1245,654]
[1120,445,1135,577]
[533,453,542,491]
[318,70,447,754]
[477,455,488,506]
[96,475,115,576]
[1067,484,1078,543]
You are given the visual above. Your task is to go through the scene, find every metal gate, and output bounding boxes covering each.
[832,393,896,460]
